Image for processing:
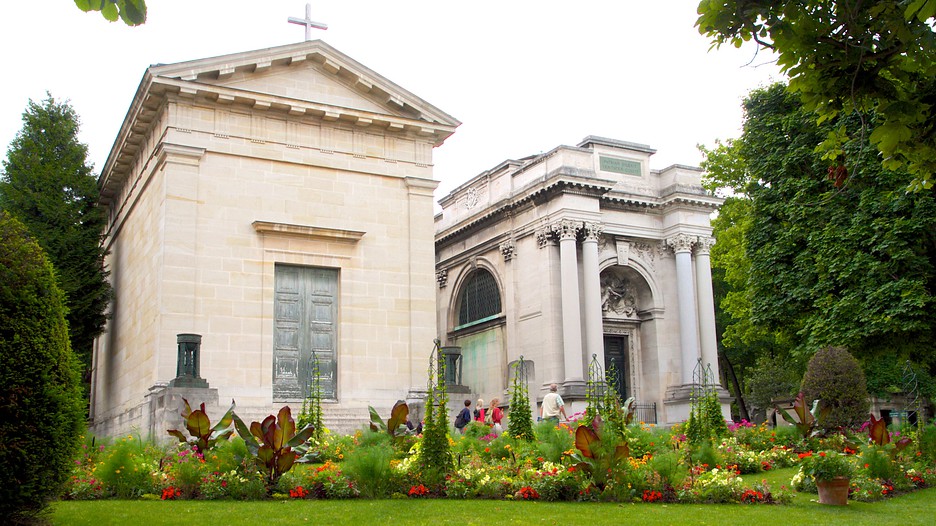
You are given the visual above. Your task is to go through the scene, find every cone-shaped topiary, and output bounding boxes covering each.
[801,346,869,429]
[0,212,85,522]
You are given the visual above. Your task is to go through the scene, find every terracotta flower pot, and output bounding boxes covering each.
[816,477,850,505]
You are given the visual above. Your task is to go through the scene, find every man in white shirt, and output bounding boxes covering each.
[540,383,567,423]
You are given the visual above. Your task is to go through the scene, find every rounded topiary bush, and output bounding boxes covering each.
[800,346,869,429]
[0,212,85,523]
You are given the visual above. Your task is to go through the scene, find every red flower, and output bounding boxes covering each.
[642,490,663,502]
[161,487,182,500]
[289,486,309,498]
[517,486,540,500]
[741,489,764,503]
[408,484,429,497]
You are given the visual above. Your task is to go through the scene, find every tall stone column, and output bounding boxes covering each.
[694,237,719,377]
[581,222,604,373]
[667,233,699,384]
[555,220,585,387]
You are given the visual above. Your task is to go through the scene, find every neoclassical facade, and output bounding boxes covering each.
[434,137,726,424]
[90,40,459,437]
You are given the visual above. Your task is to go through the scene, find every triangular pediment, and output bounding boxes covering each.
[148,40,459,128]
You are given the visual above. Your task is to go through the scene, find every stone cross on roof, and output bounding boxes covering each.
[288,3,328,41]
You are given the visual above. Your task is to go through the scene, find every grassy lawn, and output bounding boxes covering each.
[52,468,936,526]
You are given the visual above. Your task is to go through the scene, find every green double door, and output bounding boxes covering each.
[273,265,337,400]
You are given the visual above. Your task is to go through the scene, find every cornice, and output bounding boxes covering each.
[435,176,613,246]
[252,221,365,243]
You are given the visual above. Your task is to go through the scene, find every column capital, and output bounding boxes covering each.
[666,232,696,254]
[582,221,603,242]
[535,228,556,248]
[552,219,583,241]
[436,268,448,288]
[694,236,716,256]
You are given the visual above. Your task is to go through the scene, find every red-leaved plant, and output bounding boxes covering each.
[232,406,315,490]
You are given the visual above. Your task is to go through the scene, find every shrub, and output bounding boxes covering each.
[0,212,86,522]
[800,346,869,429]
[96,435,159,498]
[534,420,574,463]
[342,442,393,498]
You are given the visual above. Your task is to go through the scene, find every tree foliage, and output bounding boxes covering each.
[697,0,936,191]
[0,212,85,522]
[710,83,936,362]
[74,0,147,25]
[701,82,936,416]
[701,142,797,418]
[1,95,113,378]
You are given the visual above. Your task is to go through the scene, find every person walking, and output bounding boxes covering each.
[540,383,567,423]
[488,398,504,436]
[474,398,485,422]
[454,399,472,433]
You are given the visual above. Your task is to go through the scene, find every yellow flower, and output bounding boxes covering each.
[338,454,344,460]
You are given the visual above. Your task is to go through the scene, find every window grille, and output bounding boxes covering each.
[458,270,501,326]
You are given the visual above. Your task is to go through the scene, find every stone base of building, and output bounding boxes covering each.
[90,383,222,441]
[663,383,733,426]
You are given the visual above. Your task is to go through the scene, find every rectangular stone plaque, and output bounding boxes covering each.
[600,156,642,176]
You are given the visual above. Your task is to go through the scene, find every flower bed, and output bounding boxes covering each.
[63,417,936,505]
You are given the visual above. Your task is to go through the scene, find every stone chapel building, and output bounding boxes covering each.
[90,41,725,437]
[434,137,726,425]
[90,40,459,437]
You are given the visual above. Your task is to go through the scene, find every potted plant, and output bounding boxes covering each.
[801,450,855,505]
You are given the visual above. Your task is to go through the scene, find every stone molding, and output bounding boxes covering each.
[251,221,365,243]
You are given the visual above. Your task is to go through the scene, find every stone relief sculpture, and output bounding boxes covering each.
[600,272,639,318]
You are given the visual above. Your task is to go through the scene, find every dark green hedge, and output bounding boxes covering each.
[0,211,84,523]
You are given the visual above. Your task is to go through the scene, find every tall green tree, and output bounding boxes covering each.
[697,0,936,191]
[0,95,112,380]
[701,83,936,412]
[0,212,85,522]
[701,142,797,419]
[740,84,936,362]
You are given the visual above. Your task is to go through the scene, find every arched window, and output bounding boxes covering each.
[457,269,502,326]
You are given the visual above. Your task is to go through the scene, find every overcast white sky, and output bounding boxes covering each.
[1,1,783,199]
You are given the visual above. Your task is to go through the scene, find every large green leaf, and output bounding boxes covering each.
[231,410,259,452]
[287,425,316,448]
[185,409,211,438]
[119,0,147,25]
[211,400,236,434]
